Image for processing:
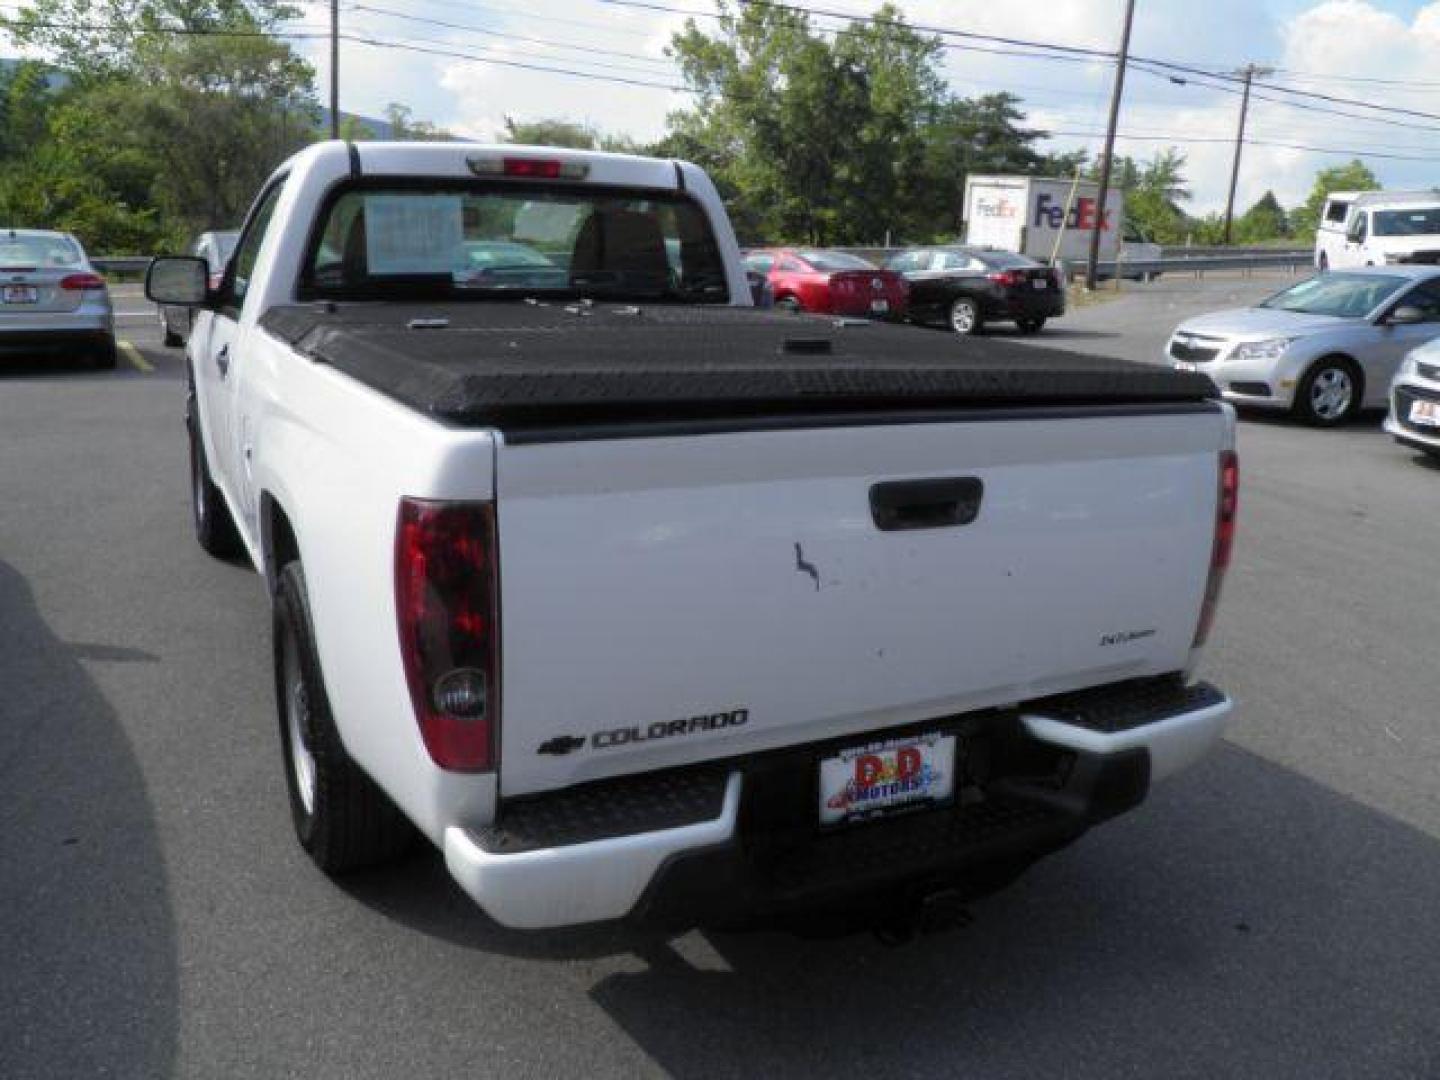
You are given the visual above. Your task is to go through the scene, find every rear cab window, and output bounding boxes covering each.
[299,181,729,304]
[1324,199,1352,226]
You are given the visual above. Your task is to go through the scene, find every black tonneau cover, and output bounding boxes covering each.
[261,302,1216,429]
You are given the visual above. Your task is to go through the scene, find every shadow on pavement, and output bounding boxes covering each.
[343,743,1440,1078]
[0,560,178,1079]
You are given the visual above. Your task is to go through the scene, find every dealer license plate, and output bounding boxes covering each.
[818,731,957,827]
[870,298,889,314]
[4,285,37,304]
[1409,399,1440,427]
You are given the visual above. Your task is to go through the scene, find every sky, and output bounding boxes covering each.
[166,1,1440,213]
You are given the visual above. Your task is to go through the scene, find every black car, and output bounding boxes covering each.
[885,246,1064,335]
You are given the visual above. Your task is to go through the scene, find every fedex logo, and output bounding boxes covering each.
[1034,193,1113,231]
[974,195,1019,220]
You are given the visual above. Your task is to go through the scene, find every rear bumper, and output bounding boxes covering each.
[0,324,114,354]
[444,679,1232,931]
[986,291,1065,321]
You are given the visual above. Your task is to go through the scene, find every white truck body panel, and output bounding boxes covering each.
[496,410,1223,797]
[963,175,1125,265]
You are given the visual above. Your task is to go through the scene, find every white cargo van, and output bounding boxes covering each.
[1318,190,1440,270]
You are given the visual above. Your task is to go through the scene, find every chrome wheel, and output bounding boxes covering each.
[1310,367,1354,422]
[282,625,317,816]
[949,299,979,335]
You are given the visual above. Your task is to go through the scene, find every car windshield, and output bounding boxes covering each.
[1372,208,1440,237]
[0,233,82,268]
[796,250,875,271]
[301,184,729,303]
[1257,273,1406,318]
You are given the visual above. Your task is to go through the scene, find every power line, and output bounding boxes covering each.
[344,2,677,68]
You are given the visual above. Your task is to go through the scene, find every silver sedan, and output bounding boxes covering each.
[0,228,116,368]
[1164,267,1440,425]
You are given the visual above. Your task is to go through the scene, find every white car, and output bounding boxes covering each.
[1166,267,1440,425]
[1385,337,1440,456]
[0,228,115,368]
[145,140,1237,934]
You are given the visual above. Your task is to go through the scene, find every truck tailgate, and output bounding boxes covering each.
[495,407,1224,797]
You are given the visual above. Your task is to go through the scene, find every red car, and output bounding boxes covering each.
[745,247,909,319]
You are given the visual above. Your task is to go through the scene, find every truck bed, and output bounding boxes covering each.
[260,302,1215,431]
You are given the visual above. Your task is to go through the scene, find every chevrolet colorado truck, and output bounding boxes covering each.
[146,142,1238,934]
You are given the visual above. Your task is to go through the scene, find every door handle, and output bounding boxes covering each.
[870,477,984,531]
[216,343,230,378]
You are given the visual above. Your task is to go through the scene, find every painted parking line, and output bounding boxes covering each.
[118,339,153,373]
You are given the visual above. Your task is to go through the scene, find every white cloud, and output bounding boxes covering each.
[298,0,1440,212]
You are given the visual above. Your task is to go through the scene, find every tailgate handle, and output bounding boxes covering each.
[869,477,983,531]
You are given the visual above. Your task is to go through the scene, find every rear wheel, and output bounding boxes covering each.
[274,562,414,873]
[186,382,244,558]
[1294,357,1361,426]
[1016,317,1046,334]
[948,297,982,335]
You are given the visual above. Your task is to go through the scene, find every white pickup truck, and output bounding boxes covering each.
[146,141,1237,935]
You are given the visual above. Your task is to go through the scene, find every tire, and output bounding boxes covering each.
[1016,317,1046,334]
[1293,357,1361,426]
[274,562,414,873]
[186,379,244,558]
[948,297,982,335]
[92,336,117,370]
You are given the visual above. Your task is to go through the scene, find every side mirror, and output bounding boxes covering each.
[1389,305,1428,325]
[747,270,773,308]
[146,256,209,306]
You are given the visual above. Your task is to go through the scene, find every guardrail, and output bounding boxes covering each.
[1065,251,1313,280]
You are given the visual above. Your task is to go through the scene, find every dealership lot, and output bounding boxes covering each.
[4,274,1440,1078]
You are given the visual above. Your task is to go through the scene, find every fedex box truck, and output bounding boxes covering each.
[963,175,1129,265]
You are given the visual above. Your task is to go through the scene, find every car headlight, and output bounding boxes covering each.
[1230,337,1297,363]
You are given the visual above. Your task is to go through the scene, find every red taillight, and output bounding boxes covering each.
[987,270,1023,287]
[395,499,499,772]
[60,272,105,291]
[504,157,562,178]
[1192,450,1238,648]
[208,271,224,291]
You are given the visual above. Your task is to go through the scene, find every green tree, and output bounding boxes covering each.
[1091,149,1192,244]
[1291,159,1380,237]
[0,1,319,248]
[919,93,1049,237]
[665,2,950,244]
[385,102,451,141]
[503,117,602,149]
[1235,190,1288,242]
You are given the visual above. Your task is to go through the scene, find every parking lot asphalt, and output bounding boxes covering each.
[4,276,1440,1079]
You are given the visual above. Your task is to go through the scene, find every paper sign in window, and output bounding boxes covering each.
[364,195,464,274]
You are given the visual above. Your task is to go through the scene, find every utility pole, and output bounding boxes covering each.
[329,0,340,140]
[1222,63,1274,245]
[1085,0,1137,292]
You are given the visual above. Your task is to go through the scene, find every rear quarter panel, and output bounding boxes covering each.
[247,336,502,841]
